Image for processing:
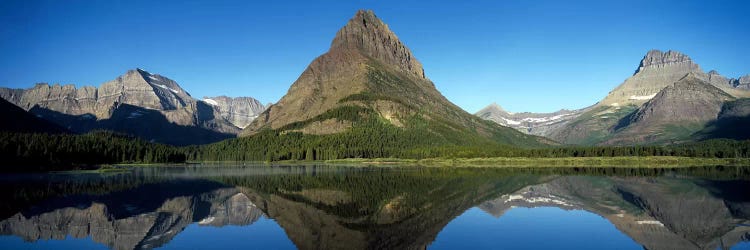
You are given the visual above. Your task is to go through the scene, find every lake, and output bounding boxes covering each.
[0,165,749,250]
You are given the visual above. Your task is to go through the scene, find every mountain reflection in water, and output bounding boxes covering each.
[0,165,749,250]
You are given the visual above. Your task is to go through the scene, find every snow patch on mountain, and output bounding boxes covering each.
[501,117,521,125]
[152,83,180,94]
[628,93,657,101]
[203,98,219,106]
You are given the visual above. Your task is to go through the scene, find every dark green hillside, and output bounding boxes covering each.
[0,131,186,172]
[0,97,68,134]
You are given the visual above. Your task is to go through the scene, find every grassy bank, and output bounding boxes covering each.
[323,156,750,168]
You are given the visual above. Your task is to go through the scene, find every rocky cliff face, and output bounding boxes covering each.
[475,103,587,137]
[734,75,750,89]
[0,69,247,145]
[202,96,267,128]
[330,10,425,79]
[242,10,547,146]
[601,50,748,107]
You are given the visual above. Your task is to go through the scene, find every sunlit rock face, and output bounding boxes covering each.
[601,50,749,107]
[536,49,750,145]
[202,96,267,129]
[0,69,243,145]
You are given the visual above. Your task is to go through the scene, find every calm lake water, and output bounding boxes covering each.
[1,165,749,250]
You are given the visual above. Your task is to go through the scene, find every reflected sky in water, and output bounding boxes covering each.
[431,207,640,249]
[0,165,749,250]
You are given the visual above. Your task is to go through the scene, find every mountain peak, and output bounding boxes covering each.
[487,102,508,113]
[635,50,694,74]
[330,10,425,78]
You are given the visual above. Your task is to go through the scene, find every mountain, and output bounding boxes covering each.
[0,97,67,134]
[475,102,587,137]
[599,50,748,107]
[202,96,267,128]
[602,74,735,145]
[0,69,265,145]
[537,49,750,145]
[240,10,547,147]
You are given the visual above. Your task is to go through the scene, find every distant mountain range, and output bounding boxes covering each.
[2,10,749,148]
[0,69,267,145]
[479,49,750,145]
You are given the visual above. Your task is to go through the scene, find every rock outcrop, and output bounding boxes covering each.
[734,75,750,89]
[330,10,425,79]
[202,96,267,128]
[0,69,246,145]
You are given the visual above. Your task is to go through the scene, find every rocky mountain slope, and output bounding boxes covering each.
[546,50,750,145]
[475,102,587,137]
[480,50,750,145]
[0,69,264,145]
[599,50,748,107]
[602,74,735,145]
[692,98,750,141]
[241,10,548,147]
[202,96,267,128]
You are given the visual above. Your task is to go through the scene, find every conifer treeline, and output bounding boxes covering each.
[2,127,749,172]
[0,131,185,171]
[188,130,750,161]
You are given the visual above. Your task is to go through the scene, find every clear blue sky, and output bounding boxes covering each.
[1,0,749,113]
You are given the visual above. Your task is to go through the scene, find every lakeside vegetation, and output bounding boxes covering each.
[0,131,185,172]
[2,130,750,172]
[323,156,750,168]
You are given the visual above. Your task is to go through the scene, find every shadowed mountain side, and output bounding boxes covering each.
[693,98,750,141]
[0,97,68,134]
[28,103,235,146]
